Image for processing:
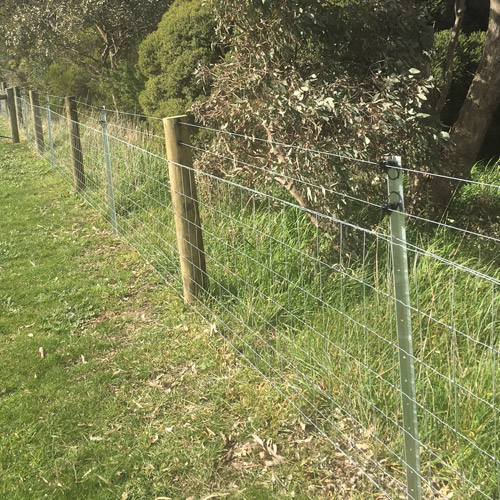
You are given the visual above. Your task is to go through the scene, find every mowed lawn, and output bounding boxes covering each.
[0,124,367,500]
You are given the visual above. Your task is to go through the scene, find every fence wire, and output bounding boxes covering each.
[12,94,500,499]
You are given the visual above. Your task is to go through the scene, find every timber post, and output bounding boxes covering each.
[65,96,85,191]
[0,82,5,113]
[163,115,207,304]
[29,90,45,154]
[6,88,20,143]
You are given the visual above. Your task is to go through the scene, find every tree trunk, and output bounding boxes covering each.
[436,0,500,205]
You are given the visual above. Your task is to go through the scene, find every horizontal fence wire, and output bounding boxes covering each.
[12,94,500,499]
[181,141,500,244]
[182,121,500,190]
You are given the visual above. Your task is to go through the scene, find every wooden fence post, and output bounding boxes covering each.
[163,115,207,304]
[6,88,20,143]
[65,96,85,191]
[14,87,23,127]
[29,90,45,154]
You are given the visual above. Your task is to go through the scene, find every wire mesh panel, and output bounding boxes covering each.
[191,166,414,496]
[107,133,181,292]
[48,101,79,189]
[13,94,499,499]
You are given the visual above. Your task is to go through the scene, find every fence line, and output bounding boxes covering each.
[1,90,498,499]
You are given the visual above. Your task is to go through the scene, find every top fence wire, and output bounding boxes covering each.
[5,91,499,499]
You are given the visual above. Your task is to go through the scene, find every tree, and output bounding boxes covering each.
[419,0,500,208]
[1,0,172,70]
[443,0,500,173]
[434,0,467,114]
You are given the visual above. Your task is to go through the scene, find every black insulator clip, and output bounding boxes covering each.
[380,192,402,218]
[378,158,401,180]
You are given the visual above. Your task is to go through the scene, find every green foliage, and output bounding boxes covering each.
[96,59,147,111]
[138,0,218,117]
[453,160,500,226]
[0,0,173,109]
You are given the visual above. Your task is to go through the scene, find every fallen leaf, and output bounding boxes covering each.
[252,434,265,448]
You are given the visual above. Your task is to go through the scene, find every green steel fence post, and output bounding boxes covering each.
[386,156,422,500]
[100,107,118,235]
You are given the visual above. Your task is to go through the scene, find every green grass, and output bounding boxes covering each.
[0,121,388,499]
[3,109,500,499]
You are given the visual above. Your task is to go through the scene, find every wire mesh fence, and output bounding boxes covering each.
[4,91,499,499]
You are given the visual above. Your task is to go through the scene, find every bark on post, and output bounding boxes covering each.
[29,90,45,154]
[6,88,20,143]
[163,115,207,304]
[65,96,85,191]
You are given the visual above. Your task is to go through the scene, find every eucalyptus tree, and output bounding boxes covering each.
[193,0,439,226]
[416,0,500,207]
[441,0,500,176]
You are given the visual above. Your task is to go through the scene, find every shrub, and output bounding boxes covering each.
[138,0,218,118]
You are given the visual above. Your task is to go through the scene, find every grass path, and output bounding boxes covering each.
[0,125,373,499]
